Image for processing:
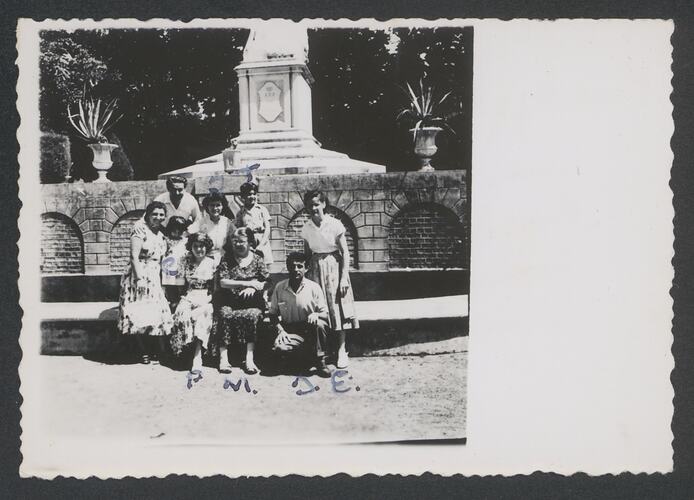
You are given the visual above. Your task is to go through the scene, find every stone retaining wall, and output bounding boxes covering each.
[41,171,467,274]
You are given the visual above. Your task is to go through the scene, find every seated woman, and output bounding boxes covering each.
[212,227,269,375]
[169,233,216,372]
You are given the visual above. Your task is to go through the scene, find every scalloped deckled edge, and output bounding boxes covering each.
[17,17,477,480]
[16,17,675,479]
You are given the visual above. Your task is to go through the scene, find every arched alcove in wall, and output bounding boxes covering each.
[41,212,84,274]
[110,210,145,273]
[388,202,465,270]
[284,207,359,271]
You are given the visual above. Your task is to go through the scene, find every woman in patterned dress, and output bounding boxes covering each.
[213,227,269,374]
[301,190,359,369]
[187,192,236,269]
[234,181,273,266]
[118,201,173,364]
[169,233,216,372]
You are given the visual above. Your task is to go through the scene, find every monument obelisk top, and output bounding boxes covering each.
[160,21,385,179]
[241,20,309,65]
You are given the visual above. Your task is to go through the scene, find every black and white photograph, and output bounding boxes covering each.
[30,19,471,451]
[17,18,674,478]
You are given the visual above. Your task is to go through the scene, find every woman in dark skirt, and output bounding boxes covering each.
[212,227,269,374]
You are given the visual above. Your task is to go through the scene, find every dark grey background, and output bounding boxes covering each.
[2,1,692,498]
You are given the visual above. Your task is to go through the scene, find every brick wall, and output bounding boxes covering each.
[388,203,465,269]
[41,180,169,274]
[41,213,84,274]
[40,171,467,275]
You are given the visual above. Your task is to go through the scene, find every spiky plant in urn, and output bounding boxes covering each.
[67,84,122,182]
[397,79,457,172]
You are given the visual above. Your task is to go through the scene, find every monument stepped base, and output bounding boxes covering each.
[159,150,386,179]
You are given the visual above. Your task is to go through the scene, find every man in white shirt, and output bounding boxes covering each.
[268,252,332,377]
[155,176,201,226]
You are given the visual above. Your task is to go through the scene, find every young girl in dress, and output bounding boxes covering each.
[300,190,359,369]
[161,216,189,312]
[169,233,216,372]
[234,181,273,266]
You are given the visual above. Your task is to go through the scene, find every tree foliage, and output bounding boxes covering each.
[39,35,112,133]
[40,27,472,180]
[309,27,472,172]
[40,28,247,181]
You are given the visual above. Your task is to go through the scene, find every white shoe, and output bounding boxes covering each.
[191,354,204,373]
[336,348,349,369]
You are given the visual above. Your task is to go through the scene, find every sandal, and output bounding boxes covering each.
[219,359,232,374]
[243,362,258,375]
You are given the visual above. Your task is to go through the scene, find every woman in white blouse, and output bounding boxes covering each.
[300,190,359,369]
[187,192,237,269]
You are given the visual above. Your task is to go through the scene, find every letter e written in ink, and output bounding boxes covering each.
[331,369,352,393]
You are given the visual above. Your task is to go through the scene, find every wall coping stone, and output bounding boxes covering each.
[41,171,465,202]
[42,179,169,195]
[195,170,465,194]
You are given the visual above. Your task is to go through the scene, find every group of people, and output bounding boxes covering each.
[117,176,358,377]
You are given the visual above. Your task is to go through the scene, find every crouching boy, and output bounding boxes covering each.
[268,252,332,377]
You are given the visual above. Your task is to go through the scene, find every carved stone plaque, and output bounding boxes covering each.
[257,80,283,123]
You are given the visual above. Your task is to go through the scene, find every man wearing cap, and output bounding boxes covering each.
[155,176,201,225]
[268,251,332,377]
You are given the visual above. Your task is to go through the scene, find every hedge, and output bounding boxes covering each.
[40,132,71,184]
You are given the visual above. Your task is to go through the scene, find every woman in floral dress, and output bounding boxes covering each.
[169,233,216,372]
[118,201,173,364]
[212,228,269,374]
[301,190,359,369]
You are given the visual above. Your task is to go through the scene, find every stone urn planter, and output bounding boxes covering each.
[412,126,442,172]
[87,143,118,182]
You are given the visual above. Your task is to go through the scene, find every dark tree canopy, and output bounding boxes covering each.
[309,27,472,173]
[40,27,472,181]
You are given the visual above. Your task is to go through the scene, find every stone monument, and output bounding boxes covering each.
[161,20,386,179]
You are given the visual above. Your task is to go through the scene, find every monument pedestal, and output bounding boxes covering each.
[160,21,385,179]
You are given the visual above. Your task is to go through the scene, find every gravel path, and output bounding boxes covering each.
[38,351,467,445]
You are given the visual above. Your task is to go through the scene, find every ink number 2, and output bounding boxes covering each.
[186,369,203,389]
